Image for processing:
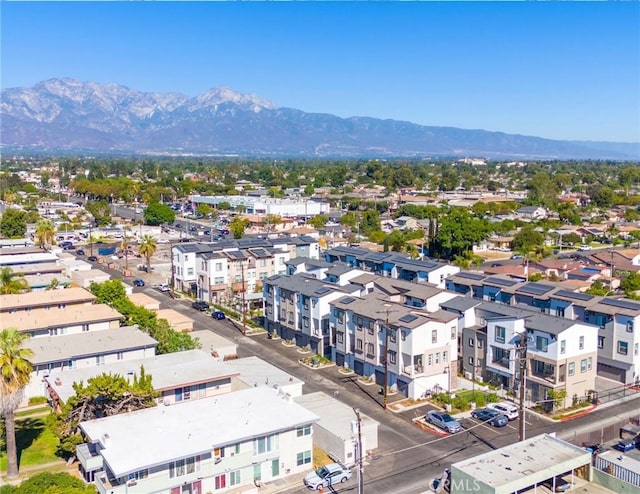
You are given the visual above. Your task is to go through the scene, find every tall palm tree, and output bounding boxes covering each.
[35,219,55,251]
[138,234,157,274]
[0,267,28,295]
[0,328,34,478]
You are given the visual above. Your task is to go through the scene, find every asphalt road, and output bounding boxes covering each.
[86,254,640,494]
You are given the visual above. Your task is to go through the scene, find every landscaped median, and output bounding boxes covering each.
[554,403,597,422]
[413,415,450,436]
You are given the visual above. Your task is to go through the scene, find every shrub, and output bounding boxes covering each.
[28,396,48,406]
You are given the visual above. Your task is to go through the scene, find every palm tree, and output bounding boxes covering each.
[138,235,157,274]
[0,267,28,295]
[0,328,34,478]
[46,277,60,291]
[35,219,55,251]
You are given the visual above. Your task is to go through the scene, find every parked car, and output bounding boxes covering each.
[470,408,508,427]
[578,245,592,251]
[76,249,85,256]
[426,411,461,434]
[303,462,352,490]
[487,402,519,421]
[192,300,209,311]
[157,238,170,244]
[212,310,226,320]
[511,254,523,260]
[133,278,145,287]
[614,438,637,452]
[157,283,170,292]
[541,476,571,492]
[88,255,98,262]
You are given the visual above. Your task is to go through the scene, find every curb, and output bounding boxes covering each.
[413,418,449,436]
[557,404,597,422]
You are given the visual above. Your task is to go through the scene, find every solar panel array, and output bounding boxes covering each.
[341,296,356,305]
[314,286,331,296]
[600,298,640,311]
[518,282,554,296]
[456,272,486,281]
[553,289,593,302]
[399,314,418,323]
[485,277,518,287]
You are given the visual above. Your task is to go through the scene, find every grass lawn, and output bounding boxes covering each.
[15,406,51,418]
[0,416,60,472]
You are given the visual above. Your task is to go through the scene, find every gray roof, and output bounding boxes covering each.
[26,326,158,365]
[326,263,356,276]
[80,386,319,478]
[266,273,346,298]
[440,296,482,313]
[225,356,304,391]
[45,349,235,403]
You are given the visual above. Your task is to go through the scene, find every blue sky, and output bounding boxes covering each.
[2,2,639,142]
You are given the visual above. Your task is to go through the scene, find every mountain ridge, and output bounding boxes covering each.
[1,78,638,160]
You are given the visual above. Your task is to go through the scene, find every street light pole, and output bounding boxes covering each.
[377,305,397,410]
[353,408,364,494]
[516,332,529,442]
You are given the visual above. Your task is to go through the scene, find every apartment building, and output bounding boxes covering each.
[0,286,96,314]
[77,387,319,494]
[24,326,158,401]
[480,304,598,409]
[330,292,459,399]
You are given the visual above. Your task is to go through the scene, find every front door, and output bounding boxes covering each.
[271,459,280,477]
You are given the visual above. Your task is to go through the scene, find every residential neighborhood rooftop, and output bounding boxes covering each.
[0,303,123,333]
[0,286,96,311]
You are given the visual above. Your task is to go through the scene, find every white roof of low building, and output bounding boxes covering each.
[80,386,319,478]
[45,349,237,403]
[25,326,157,365]
[452,433,591,492]
[225,356,304,391]
[0,251,58,266]
[295,392,379,441]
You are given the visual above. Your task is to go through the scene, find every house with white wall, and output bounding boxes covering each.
[77,387,319,494]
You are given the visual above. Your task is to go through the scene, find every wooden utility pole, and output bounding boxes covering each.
[353,407,364,494]
[377,305,397,409]
[516,332,529,442]
[241,257,246,335]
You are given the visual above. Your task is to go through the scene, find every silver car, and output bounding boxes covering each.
[304,462,352,490]
[426,411,462,434]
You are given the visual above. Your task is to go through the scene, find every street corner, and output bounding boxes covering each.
[556,404,598,422]
[413,417,449,436]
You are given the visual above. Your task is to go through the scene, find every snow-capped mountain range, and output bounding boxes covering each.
[1,78,638,159]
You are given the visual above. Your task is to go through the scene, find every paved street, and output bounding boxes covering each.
[86,257,640,494]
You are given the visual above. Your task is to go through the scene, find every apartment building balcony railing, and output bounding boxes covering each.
[231,281,247,293]
[491,357,510,369]
[402,364,425,377]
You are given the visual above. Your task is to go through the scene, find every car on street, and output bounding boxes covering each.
[577,245,592,251]
[133,278,145,287]
[157,238,170,244]
[76,249,85,256]
[157,283,170,292]
[88,255,98,262]
[192,300,209,311]
[426,411,461,434]
[614,438,637,452]
[541,476,571,492]
[470,408,508,427]
[487,402,519,421]
[511,254,523,260]
[212,310,226,320]
[303,462,351,490]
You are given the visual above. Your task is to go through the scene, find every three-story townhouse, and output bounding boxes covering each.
[195,252,228,304]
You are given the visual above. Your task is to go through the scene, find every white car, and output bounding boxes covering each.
[487,402,519,421]
[157,238,170,244]
[156,283,170,292]
[577,245,592,251]
[303,463,352,490]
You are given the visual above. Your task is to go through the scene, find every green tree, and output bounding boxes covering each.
[265,214,281,233]
[50,370,156,459]
[229,217,249,239]
[152,319,200,354]
[5,472,96,494]
[0,267,28,295]
[0,209,27,239]
[621,272,640,296]
[34,219,55,251]
[196,203,213,217]
[430,208,491,258]
[144,202,175,226]
[307,215,329,229]
[512,225,545,256]
[0,328,34,478]
[585,279,611,296]
[360,210,381,235]
[303,184,315,196]
[138,235,157,274]
[85,200,111,227]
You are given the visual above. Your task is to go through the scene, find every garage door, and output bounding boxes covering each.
[597,363,625,383]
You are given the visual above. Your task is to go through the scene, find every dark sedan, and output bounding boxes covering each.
[192,300,209,311]
[76,249,86,256]
[470,408,508,427]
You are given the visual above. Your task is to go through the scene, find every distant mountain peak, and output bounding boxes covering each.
[1,78,637,160]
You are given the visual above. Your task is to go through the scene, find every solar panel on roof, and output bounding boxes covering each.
[456,272,486,281]
[314,286,331,295]
[399,314,418,323]
[518,282,554,296]
[341,297,356,304]
[601,298,640,311]
[554,290,593,301]
[486,277,518,287]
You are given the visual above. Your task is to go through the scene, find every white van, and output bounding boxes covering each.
[487,402,519,421]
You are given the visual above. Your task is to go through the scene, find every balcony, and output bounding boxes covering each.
[208,282,227,291]
[402,364,424,377]
[231,281,247,293]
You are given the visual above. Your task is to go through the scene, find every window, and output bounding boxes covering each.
[432,330,438,344]
[215,262,222,271]
[356,339,363,351]
[214,277,224,284]
[389,350,397,364]
[580,359,587,373]
[536,336,548,353]
[260,259,266,268]
[368,325,374,335]
[635,343,639,356]
[229,470,241,486]
[253,434,278,455]
[296,424,312,437]
[215,473,226,489]
[95,355,105,366]
[560,340,566,354]
[169,456,200,478]
[627,321,634,333]
[117,352,123,361]
[82,324,89,332]
[435,352,440,364]
[303,317,309,328]
[401,331,406,341]
[468,338,475,347]
[443,351,448,362]
[390,329,397,343]
[568,362,575,376]
[367,342,375,355]
[598,336,605,349]
[128,469,148,481]
[588,356,593,370]
[579,336,584,350]
[495,326,505,344]
[557,307,565,318]
[428,354,433,366]
[187,268,194,277]
[337,332,344,344]
[451,326,456,340]
[617,341,628,355]
[468,356,474,365]
[337,310,344,323]
[297,450,312,466]
[214,447,225,459]
[199,383,206,397]
[477,338,483,349]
